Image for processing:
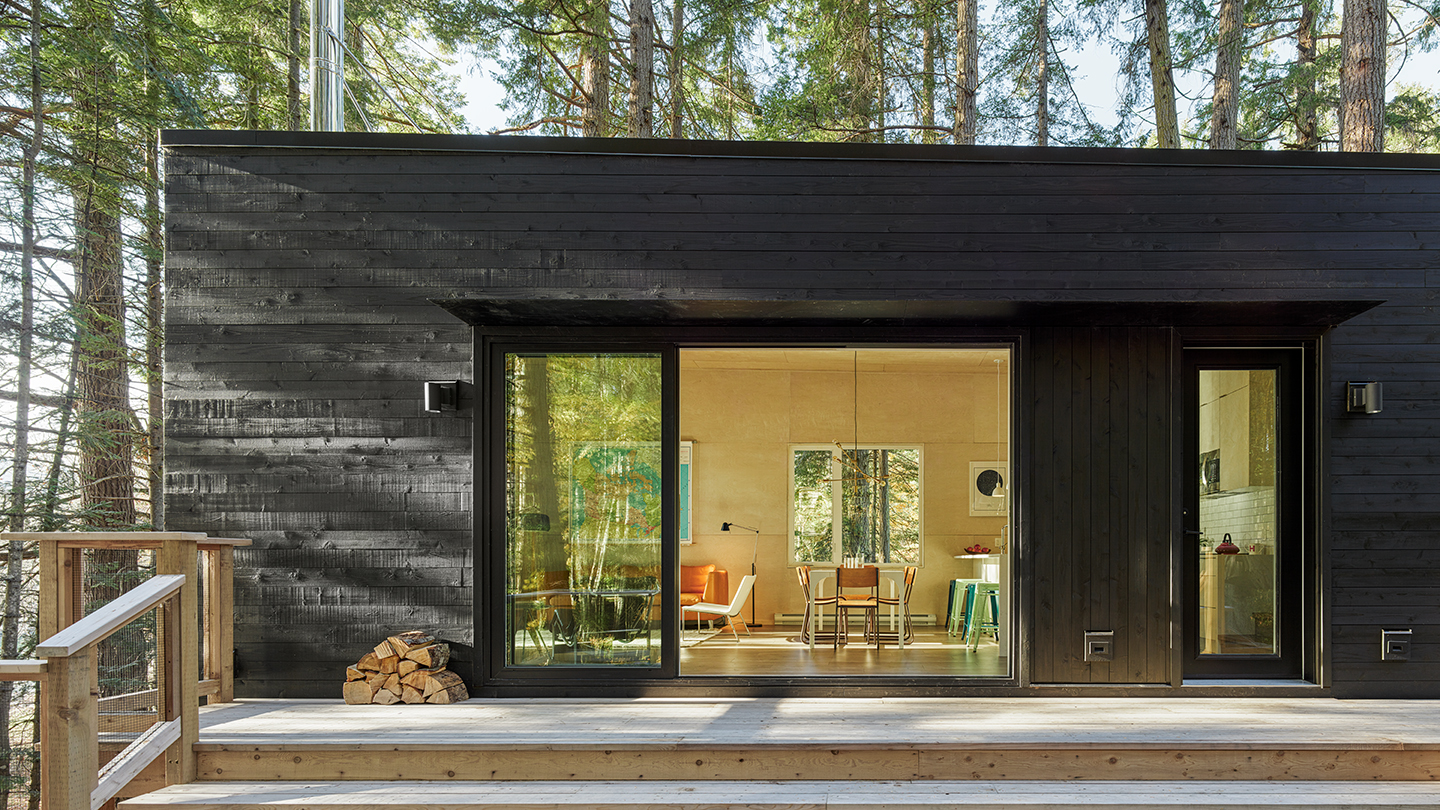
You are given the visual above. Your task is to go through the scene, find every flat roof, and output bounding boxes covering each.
[160,129,1440,172]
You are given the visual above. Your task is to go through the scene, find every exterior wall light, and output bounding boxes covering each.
[1345,381,1382,414]
[423,380,463,413]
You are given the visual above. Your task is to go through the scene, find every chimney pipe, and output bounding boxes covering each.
[310,0,345,131]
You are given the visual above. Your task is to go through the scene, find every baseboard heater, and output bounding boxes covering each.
[773,613,939,626]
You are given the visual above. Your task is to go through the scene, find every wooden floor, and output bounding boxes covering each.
[679,629,1007,677]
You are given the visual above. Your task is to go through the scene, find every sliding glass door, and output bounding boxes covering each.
[494,349,675,674]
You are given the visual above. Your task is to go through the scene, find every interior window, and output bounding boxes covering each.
[790,445,923,566]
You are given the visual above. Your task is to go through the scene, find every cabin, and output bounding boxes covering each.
[157,130,1439,701]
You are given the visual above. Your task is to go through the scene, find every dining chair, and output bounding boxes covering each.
[872,565,917,647]
[833,566,880,649]
[682,574,757,644]
[796,566,839,645]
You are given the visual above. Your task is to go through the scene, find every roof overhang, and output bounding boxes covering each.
[434,298,1382,329]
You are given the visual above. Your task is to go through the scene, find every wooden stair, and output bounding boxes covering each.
[120,779,1440,809]
[114,698,1440,809]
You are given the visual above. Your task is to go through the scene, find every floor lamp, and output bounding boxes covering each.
[721,522,761,627]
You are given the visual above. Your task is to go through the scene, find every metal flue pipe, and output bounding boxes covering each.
[310,0,345,131]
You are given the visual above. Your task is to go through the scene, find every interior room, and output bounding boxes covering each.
[677,347,1011,678]
[501,345,1011,679]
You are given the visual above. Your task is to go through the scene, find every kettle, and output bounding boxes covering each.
[1215,533,1240,555]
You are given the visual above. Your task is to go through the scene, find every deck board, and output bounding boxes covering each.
[195,698,1440,749]
[120,779,1440,809]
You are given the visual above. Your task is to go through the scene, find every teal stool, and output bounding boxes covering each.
[947,578,984,637]
[961,582,1001,651]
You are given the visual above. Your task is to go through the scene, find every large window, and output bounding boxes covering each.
[790,445,922,566]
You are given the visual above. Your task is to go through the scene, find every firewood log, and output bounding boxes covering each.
[398,659,420,677]
[356,652,381,672]
[373,639,397,659]
[383,673,401,694]
[372,689,401,705]
[424,682,468,704]
[345,666,366,682]
[421,670,466,698]
[343,679,378,705]
[405,642,449,669]
[377,655,401,674]
[387,631,436,657]
[400,685,426,704]
[365,672,387,692]
[399,668,441,691]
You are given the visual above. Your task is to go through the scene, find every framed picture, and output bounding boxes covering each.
[969,461,1008,516]
[679,441,693,545]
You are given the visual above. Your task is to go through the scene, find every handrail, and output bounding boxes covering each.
[36,574,185,657]
[0,659,47,680]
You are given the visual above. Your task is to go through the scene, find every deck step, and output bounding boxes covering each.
[119,780,1440,809]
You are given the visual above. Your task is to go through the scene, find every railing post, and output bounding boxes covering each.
[201,544,237,702]
[43,647,98,810]
[156,538,199,785]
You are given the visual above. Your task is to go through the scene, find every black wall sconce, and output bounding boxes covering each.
[423,380,470,413]
[1346,381,1382,414]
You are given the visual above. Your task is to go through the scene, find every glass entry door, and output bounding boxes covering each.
[494,349,674,675]
[1183,350,1303,678]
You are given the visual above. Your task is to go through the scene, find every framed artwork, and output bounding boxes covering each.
[969,461,1008,516]
[679,441,693,544]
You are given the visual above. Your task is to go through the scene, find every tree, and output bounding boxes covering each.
[1145,0,1180,147]
[629,0,656,136]
[1209,0,1242,148]
[1340,0,1385,149]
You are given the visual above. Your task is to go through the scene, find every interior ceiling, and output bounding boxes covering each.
[680,348,1009,373]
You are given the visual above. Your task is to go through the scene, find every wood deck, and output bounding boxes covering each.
[111,698,1440,809]
[181,697,1440,782]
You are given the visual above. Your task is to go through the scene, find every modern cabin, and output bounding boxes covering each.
[161,130,1439,699]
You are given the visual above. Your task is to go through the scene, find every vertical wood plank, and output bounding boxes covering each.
[1052,330,1077,680]
[1125,329,1149,683]
[1030,330,1056,684]
[156,539,199,785]
[1151,329,1178,685]
[43,648,97,810]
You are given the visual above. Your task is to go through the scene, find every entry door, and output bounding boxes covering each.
[486,346,678,680]
[1182,349,1304,679]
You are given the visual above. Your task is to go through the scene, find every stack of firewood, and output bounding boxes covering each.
[342,631,468,705]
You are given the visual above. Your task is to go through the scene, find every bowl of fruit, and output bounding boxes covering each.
[964,544,991,555]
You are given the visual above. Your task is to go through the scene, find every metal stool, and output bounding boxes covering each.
[946,578,984,637]
[961,582,1001,651]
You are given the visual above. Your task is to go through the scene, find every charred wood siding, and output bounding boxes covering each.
[163,137,1440,697]
[1030,327,1172,685]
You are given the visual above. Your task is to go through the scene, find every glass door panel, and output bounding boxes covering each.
[503,352,664,668]
[1196,369,1279,656]
[1184,350,1302,679]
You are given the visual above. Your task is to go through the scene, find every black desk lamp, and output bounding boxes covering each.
[721,522,761,627]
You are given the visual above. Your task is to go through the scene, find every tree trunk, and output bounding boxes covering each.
[580,0,610,137]
[627,0,654,137]
[144,21,164,529]
[289,0,305,129]
[1145,0,1180,148]
[669,0,683,138]
[1294,0,1319,149]
[1210,0,1242,149]
[1036,0,1048,147]
[1340,0,1385,151]
[954,0,978,143]
[2,3,44,802]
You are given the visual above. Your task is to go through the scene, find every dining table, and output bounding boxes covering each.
[803,567,910,650]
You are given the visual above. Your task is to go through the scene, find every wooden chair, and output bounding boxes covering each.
[682,575,757,644]
[872,565,917,647]
[833,566,880,649]
[796,566,839,645]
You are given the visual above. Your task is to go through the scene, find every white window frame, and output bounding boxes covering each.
[787,443,924,568]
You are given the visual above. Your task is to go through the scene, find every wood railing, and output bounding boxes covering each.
[0,532,250,810]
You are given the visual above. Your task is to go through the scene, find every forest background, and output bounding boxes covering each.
[2,0,1439,805]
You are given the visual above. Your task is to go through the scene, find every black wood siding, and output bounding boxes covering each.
[1030,327,1173,684]
[163,133,1440,697]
